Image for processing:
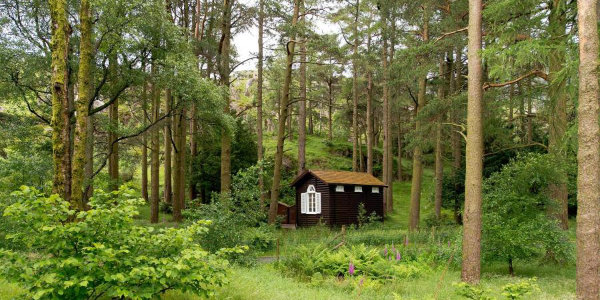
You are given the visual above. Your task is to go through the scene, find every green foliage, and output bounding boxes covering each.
[454,282,494,300]
[501,278,540,300]
[482,153,573,271]
[280,243,431,281]
[184,163,272,261]
[0,186,233,300]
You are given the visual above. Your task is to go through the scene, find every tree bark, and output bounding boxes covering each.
[328,78,333,141]
[397,126,402,181]
[575,0,600,297]
[164,89,173,203]
[150,62,160,224]
[366,31,374,175]
[219,0,233,193]
[108,53,119,191]
[72,0,92,211]
[547,0,569,230]
[257,0,266,208]
[141,64,149,202]
[461,0,483,284]
[172,103,186,222]
[434,57,446,220]
[409,6,429,230]
[298,6,307,174]
[268,0,301,224]
[351,0,360,172]
[50,0,72,204]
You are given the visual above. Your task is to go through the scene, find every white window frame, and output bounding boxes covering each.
[354,186,363,193]
[372,187,380,194]
[335,185,344,192]
[301,185,321,214]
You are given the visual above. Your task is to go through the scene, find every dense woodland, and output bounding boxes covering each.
[0,0,600,299]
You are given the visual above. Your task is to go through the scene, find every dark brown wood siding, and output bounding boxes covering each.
[295,176,331,226]
[294,173,384,227]
[330,185,384,225]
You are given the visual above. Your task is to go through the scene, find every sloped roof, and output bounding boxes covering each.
[291,169,387,187]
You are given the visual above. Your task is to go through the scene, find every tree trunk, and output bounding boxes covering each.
[328,79,333,141]
[108,53,119,192]
[547,0,569,230]
[575,1,600,297]
[434,55,447,220]
[298,10,307,174]
[141,65,149,202]
[84,114,94,206]
[219,0,233,193]
[451,47,463,175]
[268,0,301,224]
[461,0,483,284]
[50,0,72,204]
[172,104,186,222]
[409,6,429,230]
[397,126,402,181]
[351,0,360,172]
[150,62,160,224]
[72,0,92,211]
[257,0,266,208]
[164,89,173,203]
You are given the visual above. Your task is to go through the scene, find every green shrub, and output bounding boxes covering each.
[279,244,431,281]
[501,278,540,299]
[482,153,573,273]
[453,282,494,300]
[0,186,235,300]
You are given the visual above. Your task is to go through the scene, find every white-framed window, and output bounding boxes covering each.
[372,187,380,194]
[301,185,321,214]
[354,186,363,192]
[335,185,344,192]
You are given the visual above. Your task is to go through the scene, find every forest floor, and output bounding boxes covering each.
[0,136,577,299]
[163,175,576,300]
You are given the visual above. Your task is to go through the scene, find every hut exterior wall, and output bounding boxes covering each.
[295,176,332,226]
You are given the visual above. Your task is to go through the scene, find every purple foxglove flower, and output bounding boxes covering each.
[396,251,401,261]
[448,240,451,247]
[404,236,409,247]
[384,246,388,256]
[348,261,355,276]
[359,277,364,286]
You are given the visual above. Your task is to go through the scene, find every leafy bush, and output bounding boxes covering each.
[501,278,539,299]
[453,282,493,300]
[184,163,273,261]
[0,186,235,300]
[482,153,573,273]
[279,244,431,281]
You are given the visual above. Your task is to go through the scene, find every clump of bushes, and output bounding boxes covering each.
[454,278,540,300]
[184,164,275,262]
[279,244,431,282]
[0,186,236,300]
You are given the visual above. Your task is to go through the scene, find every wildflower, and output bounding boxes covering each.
[448,240,451,247]
[384,245,388,256]
[396,251,401,261]
[404,236,409,247]
[348,261,355,276]
[359,277,364,286]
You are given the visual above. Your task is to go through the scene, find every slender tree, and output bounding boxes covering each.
[108,53,120,191]
[298,2,307,174]
[72,0,93,211]
[461,0,483,283]
[268,0,301,223]
[409,5,429,230]
[150,61,161,224]
[49,0,72,204]
[351,0,360,172]
[219,0,234,193]
[257,0,266,207]
[575,0,600,297]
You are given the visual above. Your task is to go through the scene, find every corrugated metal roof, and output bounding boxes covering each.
[291,169,387,187]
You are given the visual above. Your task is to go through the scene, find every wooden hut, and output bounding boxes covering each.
[290,170,386,227]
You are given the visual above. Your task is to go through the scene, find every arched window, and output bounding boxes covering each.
[301,184,321,214]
